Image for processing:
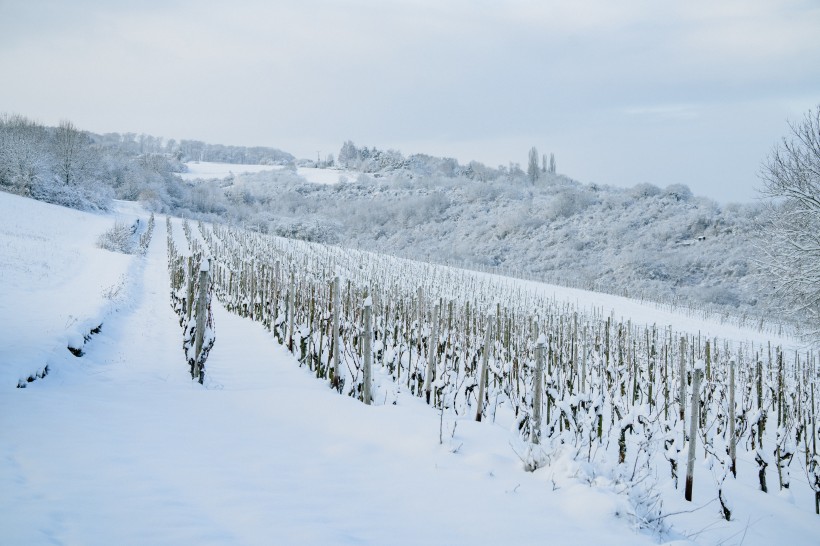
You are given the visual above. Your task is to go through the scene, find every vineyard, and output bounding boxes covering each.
[166,217,820,527]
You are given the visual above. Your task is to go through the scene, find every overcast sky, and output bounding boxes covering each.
[2,0,818,202]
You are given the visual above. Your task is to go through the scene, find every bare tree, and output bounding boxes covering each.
[757,105,820,339]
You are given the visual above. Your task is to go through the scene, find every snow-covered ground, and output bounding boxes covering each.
[1,192,817,545]
[178,162,279,181]
[297,166,358,185]
[0,194,143,387]
[179,161,356,185]
[477,272,797,351]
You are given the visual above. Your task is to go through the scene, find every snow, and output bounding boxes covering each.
[0,193,140,386]
[297,167,358,185]
[1,191,818,545]
[476,272,798,351]
[178,161,280,181]
[178,162,357,186]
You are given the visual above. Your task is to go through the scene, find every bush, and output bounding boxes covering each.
[29,179,112,211]
[97,221,136,254]
[663,184,693,202]
[631,183,661,199]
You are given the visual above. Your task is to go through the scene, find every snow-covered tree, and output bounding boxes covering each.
[527,146,540,183]
[53,120,94,186]
[0,114,50,195]
[757,105,820,339]
[338,140,359,168]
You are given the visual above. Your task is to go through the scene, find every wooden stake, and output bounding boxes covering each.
[331,275,341,392]
[424,304,440,405]
[287,270,295,352]
[685,365,703,502]
[475,315,494,422]
[679,336,687,422]
[193,260,209,382]
[729,359,737,477]
[532,337,545,444]
[363,295,372,405]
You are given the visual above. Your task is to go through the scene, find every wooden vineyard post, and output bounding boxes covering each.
[580,324,587,394]
[705,340,711,381]
[572,312,578,393]
[331,275,341,392]
[729,359,737,477]
[776,348,783,489]
[416,286,424,385]
[685,363,703,501]
[423,304,440,405]
[475,314,494,422]
[363,295,373,405]
[287,270,295,352]
[271,260,281,332]
[186,256,195,321]
[679,336,687,422]
[193,259,209,381]
[307,286,315,370]
[812,379,819,514]
[532,336,546,444]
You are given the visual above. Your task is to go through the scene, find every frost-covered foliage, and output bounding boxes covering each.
[0,114,291,215]
[95,214,155,256]
[96,221,137,254]
[757,105,820,339]
[90,131,293,165]
[0,115,112,210]
[1,115,772,318]
[226,165,767,316]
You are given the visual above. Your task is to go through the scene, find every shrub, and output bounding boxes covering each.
[97,221,136,254]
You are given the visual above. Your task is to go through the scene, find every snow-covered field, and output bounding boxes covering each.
[297,166,357,185]
[1,192,818,545]
[479,273,796,351]
[178,162,279,181]
[179,161,356,185]
[0,194,143,387]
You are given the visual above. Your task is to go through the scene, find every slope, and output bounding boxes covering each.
[0,193,817,545]
[0,198,657,545]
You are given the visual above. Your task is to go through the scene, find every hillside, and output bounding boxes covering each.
[1,192,817,545]
[1,116,777,327]
[226,162,768,320]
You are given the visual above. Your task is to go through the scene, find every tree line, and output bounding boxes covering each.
[0,114,293,211]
